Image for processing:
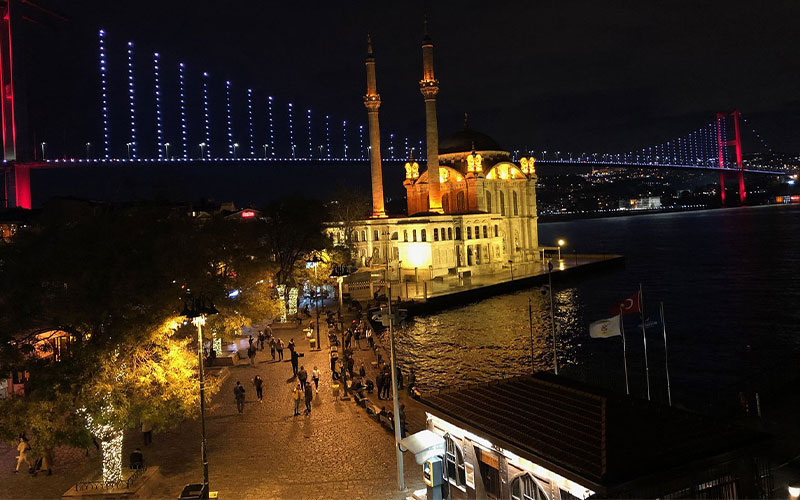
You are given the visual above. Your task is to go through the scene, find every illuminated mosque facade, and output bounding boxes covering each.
[331,27,542,281]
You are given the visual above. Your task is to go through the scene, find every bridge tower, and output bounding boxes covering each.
[715,110,746,205]
[0,0,31,208]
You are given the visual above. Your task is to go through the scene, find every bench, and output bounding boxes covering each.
[352,392,366,407]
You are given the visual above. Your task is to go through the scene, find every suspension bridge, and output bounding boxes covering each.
[0,1,788,209]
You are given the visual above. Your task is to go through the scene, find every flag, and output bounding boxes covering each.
[610,290,641,316]
[590,315,622,338]
[636,314,661,331]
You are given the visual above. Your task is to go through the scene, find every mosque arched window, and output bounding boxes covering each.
[413,229,417,242]
[421,229,427,242]
[448,227,453,240]
[483,225,488,238]
[500,191,506,216]
[466,227,472,239]
[374,230,379,241]
[455,227,462,240]
[353,232,359,242]
[485,191,492,213]
[513,191,519,216]
[475,225,480,239]
[442,193,450,213]
[456,191,466,212]
[510,473,550,500]
[403,230,408,242]
[494,224,499,237]
[362,230,367,242]
[434,228,439,241]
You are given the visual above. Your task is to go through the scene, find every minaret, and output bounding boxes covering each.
[363,34,387,218]
[419,20,443,213]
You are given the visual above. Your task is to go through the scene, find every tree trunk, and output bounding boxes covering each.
[101,431,124,486]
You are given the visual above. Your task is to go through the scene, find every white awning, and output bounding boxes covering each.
[399,430,446,464]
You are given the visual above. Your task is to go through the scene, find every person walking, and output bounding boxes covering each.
[292,383,303,416]
[248,335,254,349]
[359,362,366,378]
[288,338,295,355]
[312,366,321,393]
[14,435,31,473]
[376,371,385,400]
[303,382,314,415]
[247,344,257,366]
[277,338,285,361]
[290,349,300,376]
[298,365,308,388]
[269,336,276,360]
[407,368,417,396]
[141,420,153,446]
[395,365,404,390]
[366,328,374,350]
[253,375,263,402]
[399,404,407,438]
[258,331,265,351]
[234,381,246,414]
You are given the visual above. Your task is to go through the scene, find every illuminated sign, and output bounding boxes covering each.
[241,210,256,218]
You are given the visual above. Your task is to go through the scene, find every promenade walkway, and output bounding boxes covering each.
[0,321,424,499]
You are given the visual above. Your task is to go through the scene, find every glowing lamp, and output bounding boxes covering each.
[241,210,255,218]
[790,486,800,499]
[557,239,566,247]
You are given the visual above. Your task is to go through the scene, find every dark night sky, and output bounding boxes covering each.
[21,0,800,160]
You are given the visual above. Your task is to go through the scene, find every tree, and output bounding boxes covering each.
[262,195,330,286]
[326,184,370,262]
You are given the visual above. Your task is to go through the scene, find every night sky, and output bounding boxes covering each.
[22,0,800,161]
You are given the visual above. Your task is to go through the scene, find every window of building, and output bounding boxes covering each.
[421,229,427,242]
[513,191,519,215]
[403,230,408,242]
[483,225,488,238]
[494,224,499,237]
[448,227,453,240]
[455,227,462,240]
[510,474,550,500]
[466,227,472,239]
[456,191,466,212]
[442,193,450,213]
[362,230,367,242]
[413,229,417,242]
[486,191,492,213]
[444,435,466,487]
[374,230,379,241]
[353,231,359,242]
[475,225,480,239]
[434,228,439,241]
[500,191,506,216]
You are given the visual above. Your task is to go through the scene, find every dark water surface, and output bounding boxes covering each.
[395,204,800,413]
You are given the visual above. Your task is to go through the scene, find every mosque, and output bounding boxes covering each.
[330,27,541,282]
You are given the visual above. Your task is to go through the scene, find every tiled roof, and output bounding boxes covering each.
[420,373,764,489]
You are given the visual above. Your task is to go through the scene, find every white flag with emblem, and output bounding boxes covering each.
[589,315,622,338]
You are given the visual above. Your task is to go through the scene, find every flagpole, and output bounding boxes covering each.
[660,301,672,406]
[640,283,651,401]
[620,313,630,395]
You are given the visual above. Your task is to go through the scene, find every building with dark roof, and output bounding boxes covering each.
[409,373,771,499]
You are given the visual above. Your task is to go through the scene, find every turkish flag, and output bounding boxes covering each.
[610,291,641,316]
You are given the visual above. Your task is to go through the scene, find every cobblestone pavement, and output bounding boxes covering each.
[0,322,425,499]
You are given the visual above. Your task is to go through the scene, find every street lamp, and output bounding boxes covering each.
[181,294,219,499]
[541,261,559,375]
[164,142,171,159]
[199,142,206,158]
[86,142,91,160]
[305,253,324,350]
[557,239,565,260]
[40,142,47,160]
[233,143,239,158]
[262,144,268,158]
[126,142,133,160]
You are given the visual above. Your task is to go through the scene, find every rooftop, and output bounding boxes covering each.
[420,372,766,491]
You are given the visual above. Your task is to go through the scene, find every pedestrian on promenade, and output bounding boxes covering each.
[277,339,285,360]
[399,404,407,438]
[344,330,352,350]
[330,351,339,378]
[248,335,254,349]
[247,344,257,366]
[359,362,366,378]
[141,420,153,446]
[354,329,361,349]
[258,331,265,351]
[396,365,404,390]
[312,366,321,393]
[304,382,314,415]
[288,338,295,354]
[234,381,246,414]
[291,349,300,376]
[376,371,385,400]
[407,368,417,396]
[253,375,264,402]
[14,435,31,473]
[292,383,303,416]
[269,336,276,360]
[129,447,145,470]
[366,328,374,350]
[298,365,308,388]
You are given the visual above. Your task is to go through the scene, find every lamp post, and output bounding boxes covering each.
[557,239,565,260]
[544,260,558,374]
[164,142,171,159]
[126,142,133,160]
[86,142,91,160]
[40,142,47,160]
[181,294,219,499]
[233,143,239,158]
[262,144,268,158]
[199,142,206,159]
[306,253,323,350]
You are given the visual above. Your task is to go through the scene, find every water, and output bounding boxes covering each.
[395,204,800,412]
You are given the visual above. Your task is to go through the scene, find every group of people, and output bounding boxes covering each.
[292,363,321,416]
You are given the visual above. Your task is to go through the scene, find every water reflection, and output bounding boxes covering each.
[395,287,582,392]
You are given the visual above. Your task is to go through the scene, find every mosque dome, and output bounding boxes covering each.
[439,126,505,155]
